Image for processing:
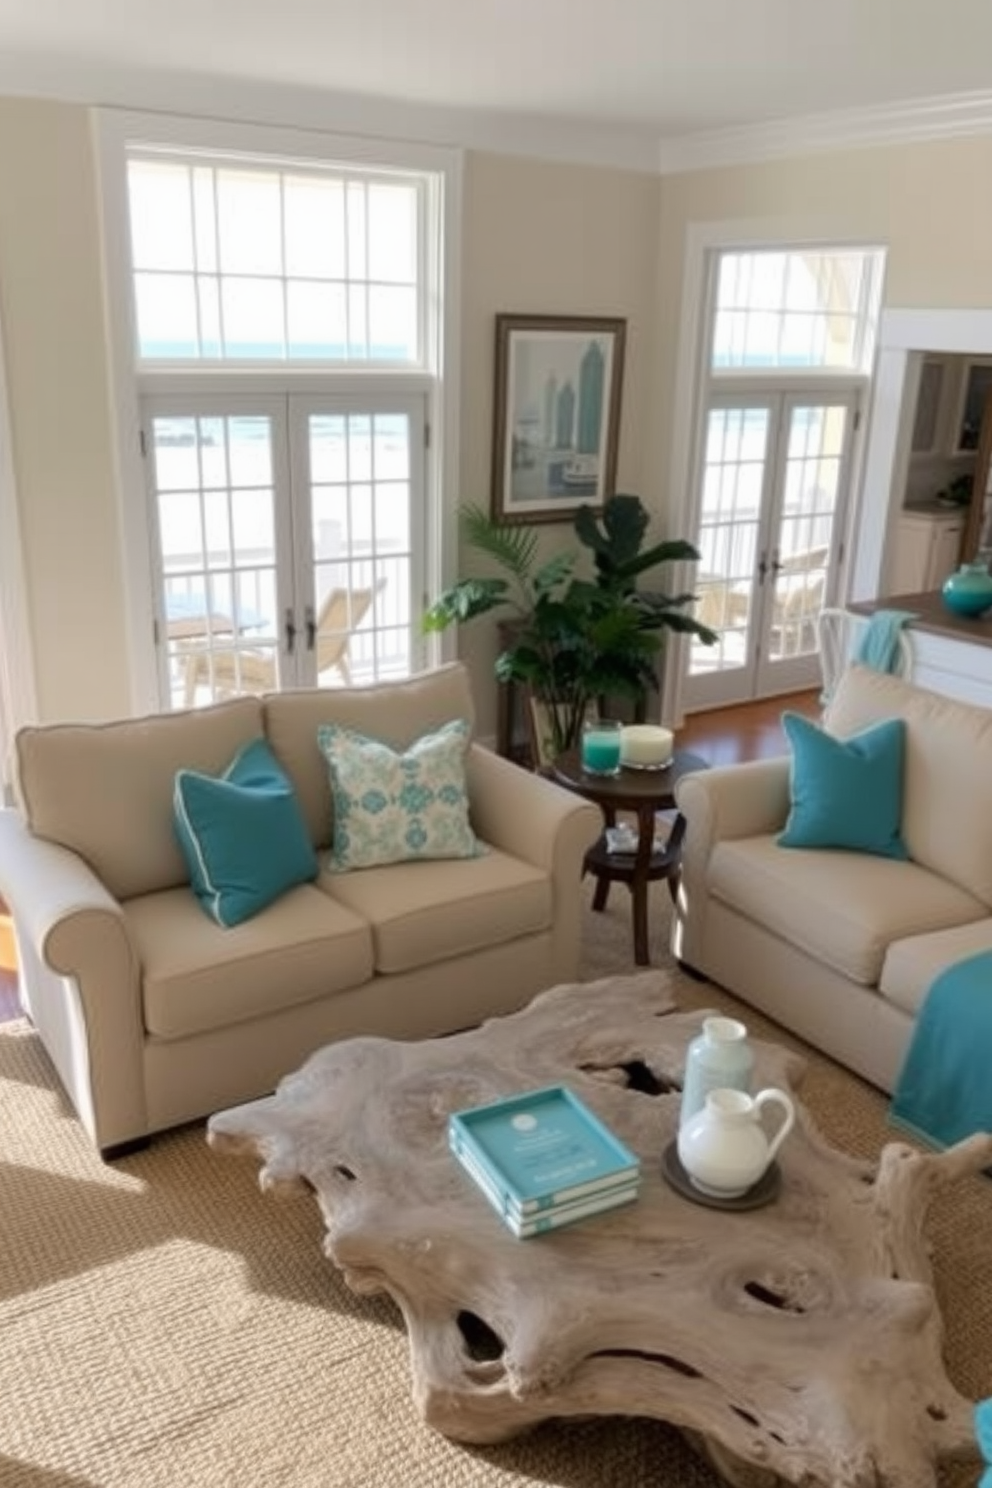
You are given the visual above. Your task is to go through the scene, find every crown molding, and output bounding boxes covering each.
[0,51,661,174]
[657,89,992,175]
[2,50,992,179]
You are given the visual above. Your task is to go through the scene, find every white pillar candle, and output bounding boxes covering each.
[620,724,674,767]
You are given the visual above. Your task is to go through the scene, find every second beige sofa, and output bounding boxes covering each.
[673,664,992,1093]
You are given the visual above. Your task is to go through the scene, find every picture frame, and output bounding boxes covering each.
[491,313,626,524]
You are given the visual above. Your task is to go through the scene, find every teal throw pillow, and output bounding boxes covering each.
[174,737,318,927]
[777,711,909,859]
[317,718,483,872]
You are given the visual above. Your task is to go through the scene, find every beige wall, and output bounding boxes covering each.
[651,135,992,520]
[459,152,661,739]
[3,94,992,733]
[0,98,128,722]
[659,135,992,310]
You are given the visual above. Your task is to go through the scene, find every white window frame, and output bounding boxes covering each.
[663,218,886,723]
[0,303,37,791]
[706,247,883,380]
[95,109,462,713]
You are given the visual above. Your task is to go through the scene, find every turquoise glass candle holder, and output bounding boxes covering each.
[581,719,623,776]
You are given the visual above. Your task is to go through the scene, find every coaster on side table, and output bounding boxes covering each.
[661,1139,781,1211]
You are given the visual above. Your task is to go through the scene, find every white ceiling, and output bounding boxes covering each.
[2,0,992,155]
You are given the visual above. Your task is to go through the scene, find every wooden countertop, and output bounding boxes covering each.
[848,591,992,650]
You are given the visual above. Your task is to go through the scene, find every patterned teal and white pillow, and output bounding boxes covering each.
[316,718,484,872]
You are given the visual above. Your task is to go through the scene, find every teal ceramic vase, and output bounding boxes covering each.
[941,562,992,618]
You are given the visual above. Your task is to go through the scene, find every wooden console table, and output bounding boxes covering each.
[208,971,988,1488]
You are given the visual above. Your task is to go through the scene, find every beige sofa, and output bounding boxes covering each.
[0,663,600,1155]
[673,664,992,1093]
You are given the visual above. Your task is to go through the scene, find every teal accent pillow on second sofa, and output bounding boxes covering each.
[174,737,318,926]
[777,711,909,859]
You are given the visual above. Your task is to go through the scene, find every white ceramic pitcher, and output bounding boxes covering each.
[676,1086,795,1198]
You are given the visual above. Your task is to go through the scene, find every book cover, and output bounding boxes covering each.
[451,1137,639,1238]
[447,1084,639,1212]
[449,1129,637,1215]
[513,1184,639,1238]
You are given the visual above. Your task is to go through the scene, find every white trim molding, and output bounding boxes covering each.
[658,89,992,175]
[0,55,660,175]
[853,307,992,604]
[4,52,992,177]
[0,301,39,771]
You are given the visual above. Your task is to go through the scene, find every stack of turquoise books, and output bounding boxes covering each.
[447,1084,640,1238]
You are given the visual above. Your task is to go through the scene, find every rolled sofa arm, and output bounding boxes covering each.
[466,744,601,984]
[466,744,601,871]
[675,756,791,850]
[0,809,145,1150]
[672,758,791,971]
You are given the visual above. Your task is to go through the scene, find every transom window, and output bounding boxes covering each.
[127,154,422,364]
[710,248,884,375]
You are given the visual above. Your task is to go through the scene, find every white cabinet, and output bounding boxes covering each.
[908,356,992,458]
[910,358,947,454]
[930,514,967,584]
[888,511,965,594]
[953,359,992,454]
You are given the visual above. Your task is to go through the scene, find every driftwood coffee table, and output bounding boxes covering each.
[207,972,990,1488]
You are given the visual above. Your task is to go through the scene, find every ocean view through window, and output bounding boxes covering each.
[127,156,422,365]
[101,115,455,712]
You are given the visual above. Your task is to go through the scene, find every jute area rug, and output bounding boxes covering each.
[1,884,989,1488]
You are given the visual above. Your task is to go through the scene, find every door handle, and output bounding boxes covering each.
[757,552,768,584]
[304,604,316,651]
[769,551,783,575]
[284,607,297,654]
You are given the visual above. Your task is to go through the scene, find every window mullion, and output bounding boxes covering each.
[279,173,290,360]
[211,167,226,358]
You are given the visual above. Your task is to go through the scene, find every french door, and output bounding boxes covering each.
[142,391,426,709]
[683,389,859,710]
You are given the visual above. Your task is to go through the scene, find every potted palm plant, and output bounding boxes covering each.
[423,494,717,761]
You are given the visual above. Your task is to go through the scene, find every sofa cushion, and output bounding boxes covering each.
[778,711,908,859]
[174,738,319,926]
[880,919,992,1018]
[263,663,476,848]
[124,883,373,1040]
[709,835,987,986]
[15,697,265,902]
[317,718,482,872]
[320,847,551,974]
[825,665,992,906]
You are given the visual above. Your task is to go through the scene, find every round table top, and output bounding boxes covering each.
[551,746,709,809]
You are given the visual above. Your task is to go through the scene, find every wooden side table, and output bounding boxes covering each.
[552,748,709,966]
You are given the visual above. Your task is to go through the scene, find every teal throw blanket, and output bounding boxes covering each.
[890,949,992,1149]
[853,609,917,674]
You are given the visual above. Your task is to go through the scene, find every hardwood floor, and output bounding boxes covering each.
[676,689,820,766]
[0,690,820,1027]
